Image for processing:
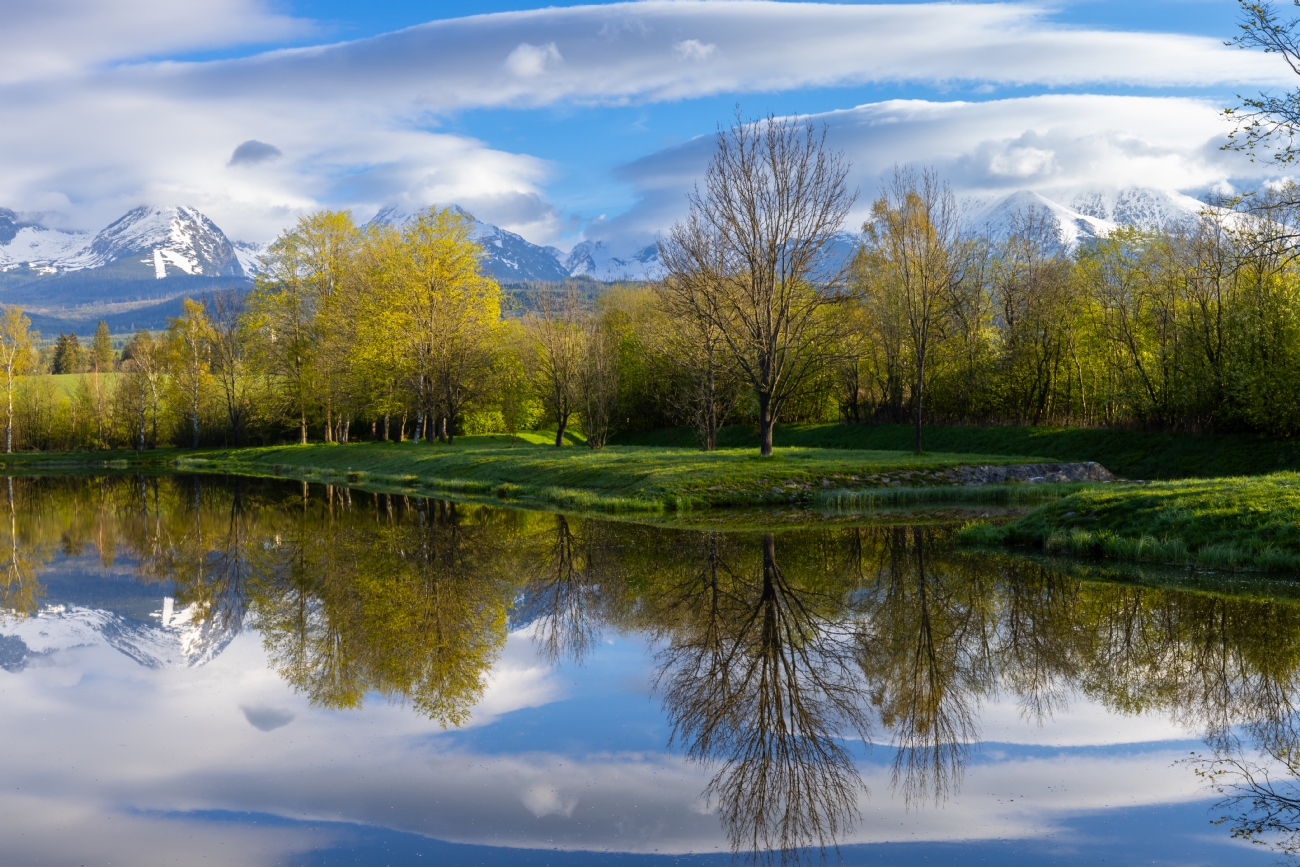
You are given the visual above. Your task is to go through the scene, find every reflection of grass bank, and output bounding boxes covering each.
[959,473,1300,573]
[166,437,1044,513]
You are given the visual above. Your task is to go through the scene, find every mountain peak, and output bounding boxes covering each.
[973,186,1209,248]
[87,205,242,278]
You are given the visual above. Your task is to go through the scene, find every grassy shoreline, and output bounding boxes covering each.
[959,472,1300,573]
[614,422,1300,480]
[0,434,1066,514]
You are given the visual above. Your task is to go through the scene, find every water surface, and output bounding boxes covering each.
[0,475,1294,865]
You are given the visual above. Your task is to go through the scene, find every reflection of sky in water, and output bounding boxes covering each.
[0,546,1271,867]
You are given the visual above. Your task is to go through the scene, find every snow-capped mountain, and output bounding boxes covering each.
[0,598,238,671]
[974,190,1118,248]
[1069,188,1207,229]
[971,187,1211,248]
[563,240,663,282]
[367,205,571,282]
[0,205,244,279]
[232,239,269,276]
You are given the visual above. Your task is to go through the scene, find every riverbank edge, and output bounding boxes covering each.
[0,441,1110,515]
[956,472,1300,573]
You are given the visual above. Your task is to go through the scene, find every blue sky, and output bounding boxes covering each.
[0,0,1289,248]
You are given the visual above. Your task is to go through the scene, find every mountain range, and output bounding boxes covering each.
[0,187,1213,332]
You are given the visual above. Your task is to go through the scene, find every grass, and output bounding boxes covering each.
[0,433,1057,514]
[167,436,1047,513]
[612,422,1300,480]
[957,472,1300,573]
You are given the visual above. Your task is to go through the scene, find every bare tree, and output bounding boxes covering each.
[527,290,583,448]
[660,111,855,457]
[578,316,620,449]
[655,257,744,450]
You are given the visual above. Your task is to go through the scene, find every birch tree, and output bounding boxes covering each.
[0,306,33,453]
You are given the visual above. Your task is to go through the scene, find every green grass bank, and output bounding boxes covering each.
[0,434,1060,514]
[165,436,1046,513]
[959,473,1300,573]
[613,423,1300,480]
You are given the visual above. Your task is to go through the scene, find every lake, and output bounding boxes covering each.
[0,474,1293,866]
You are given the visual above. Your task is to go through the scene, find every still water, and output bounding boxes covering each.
[0,475,1294,865]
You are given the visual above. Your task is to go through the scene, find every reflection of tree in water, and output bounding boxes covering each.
[252,492,516,727]
[516,514,613,664]
[647,532,872,865]
[0,478,44,618]
[13,477,1300,860]
[858,527,994,806]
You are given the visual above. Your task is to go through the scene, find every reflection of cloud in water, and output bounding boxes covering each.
[0,791,330,867]
[469,626,566,726]
[241,705,294,731]
[521,784,579,818]
[0,622,1219,861]
[973,692,1196,747]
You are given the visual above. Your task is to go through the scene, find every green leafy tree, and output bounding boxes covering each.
[91,321,113,372]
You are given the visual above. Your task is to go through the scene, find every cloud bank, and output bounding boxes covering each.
[0,1,1286,244]
[591,94,1271,250]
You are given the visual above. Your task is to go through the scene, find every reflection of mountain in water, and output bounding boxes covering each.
[0,599,237,671]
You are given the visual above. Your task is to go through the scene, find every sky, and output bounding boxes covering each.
[0,0,1293,251]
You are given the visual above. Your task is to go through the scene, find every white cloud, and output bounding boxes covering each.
[131,1,1285,112]
[673,39,717,61]
[0,2,1289,245]
[505,42,564,78]
[0,0,309,84]
[591,94,1274,251]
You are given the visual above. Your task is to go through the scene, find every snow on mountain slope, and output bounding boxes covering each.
[0,205,244,279]
[1070,188,1208,230]
[86,206,242,277]
[0,598,238,670]
[971,187,1214,248]
[564,240,663,282]
[974,190,1117,248]
[0,225,92,273]
[232,240,269,276]
[367,205,570,282]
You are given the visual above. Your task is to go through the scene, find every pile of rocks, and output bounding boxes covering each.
[942,462,1115,485]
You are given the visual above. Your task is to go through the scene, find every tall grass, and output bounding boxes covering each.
[819,481,1093,510]
[953,472,1300,573]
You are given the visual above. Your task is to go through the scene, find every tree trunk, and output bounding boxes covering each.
[6,374,12,454]
[704,363,717,451]
[913,352,925,454]
[300,411,307,445]
[446,409,455,446]
[383,413,390,441]
[554,413,567,448]
[191,383,200,449]
[758,391,774,457]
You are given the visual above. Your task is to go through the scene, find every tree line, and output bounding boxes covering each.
[3,116,1300,453]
